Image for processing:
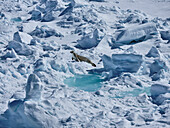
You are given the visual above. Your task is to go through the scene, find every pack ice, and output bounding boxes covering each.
[0,0,170,128]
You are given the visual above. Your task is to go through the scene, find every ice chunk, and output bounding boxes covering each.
[0,65,7,74]
[111,23,158,48]
[29,10,41,21]
[13,32,22,42]
[45,0,58,12]
[137,93,150,103]
[43,45,54,51]
[17,63,26,75]
[56,21,73,28]
[146,46,160,58]
[8,41,33,56]
[34,59,46,71]
[76,29,104,49]
[122,14,141,24]
[102,54,143,73]
[0,48,17,60]
[100,54,143,79]
[25,74,42,100]
[42,11,54,22]
[155,93,170,105]
[151,84,170,105]
[151,84,170,99]
[29,25,63,38]
[58,1,75,17]
[149,59,167,81]
[50,60,67,73]
[30,38,37,45]
[13,31,33,44]
[126,112,137,121]
[160,30,170,40]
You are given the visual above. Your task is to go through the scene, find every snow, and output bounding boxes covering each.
[0,0,170,127]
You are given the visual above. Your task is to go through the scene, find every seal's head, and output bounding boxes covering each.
[70,51,74,53]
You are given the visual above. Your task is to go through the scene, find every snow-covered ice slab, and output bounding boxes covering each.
[111,23,158,48]
[102,54,143,72]
[100,54,143,79]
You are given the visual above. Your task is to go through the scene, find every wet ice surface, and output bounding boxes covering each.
[64,74,151,98]
[0,0,170,127]
[64,74,104,92]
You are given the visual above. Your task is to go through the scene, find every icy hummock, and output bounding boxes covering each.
[0,0,170,128]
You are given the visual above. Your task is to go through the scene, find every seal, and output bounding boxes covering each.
[70,51,96,67]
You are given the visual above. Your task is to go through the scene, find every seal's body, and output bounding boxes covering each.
[70,51,96,67]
